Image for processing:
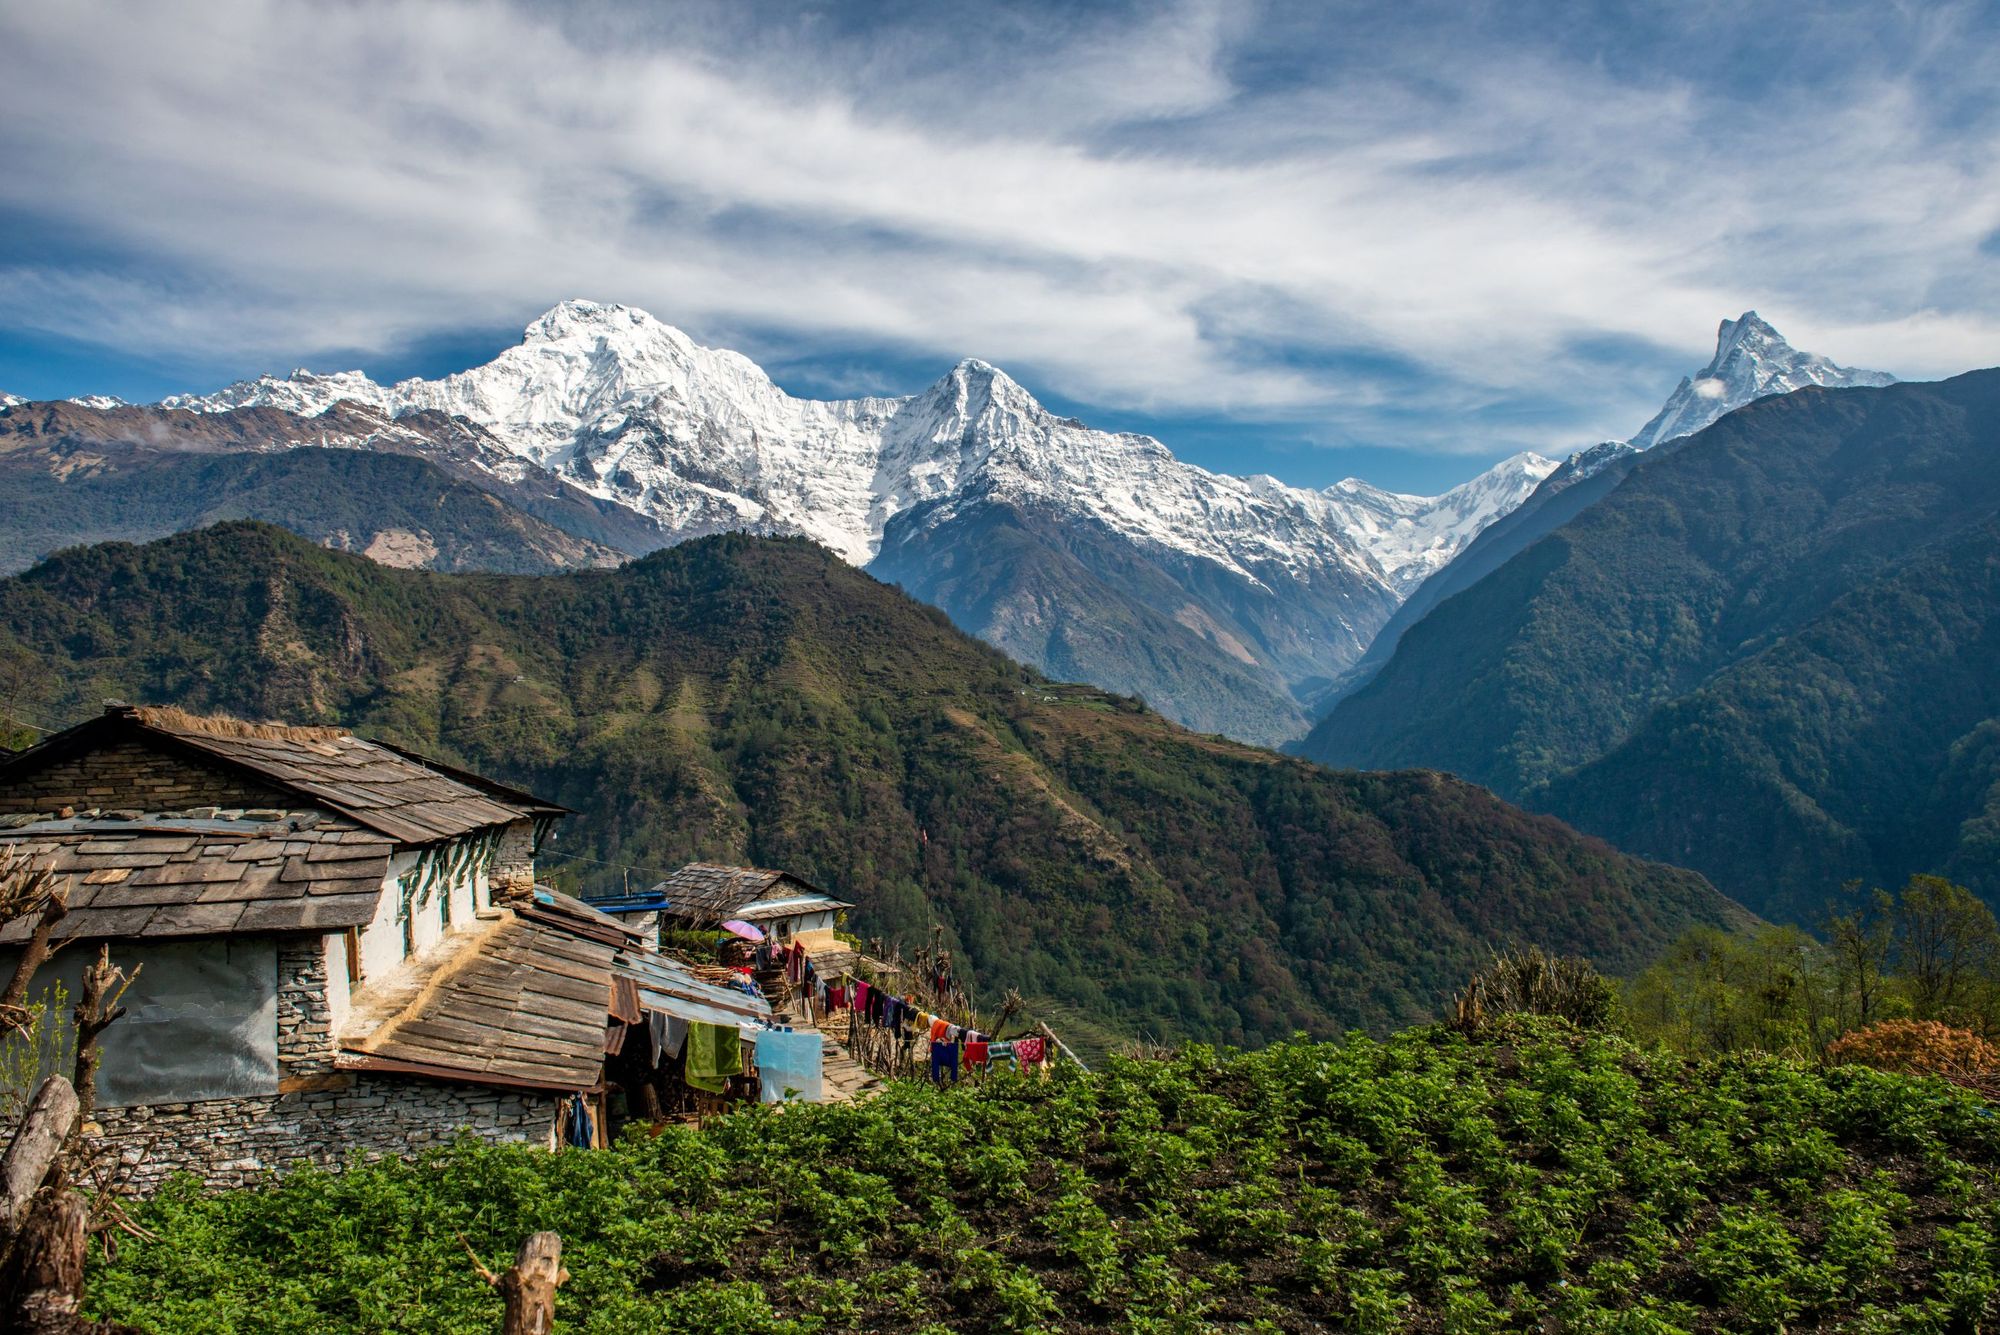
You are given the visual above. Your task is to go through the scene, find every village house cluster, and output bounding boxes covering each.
[0,705,922,1192]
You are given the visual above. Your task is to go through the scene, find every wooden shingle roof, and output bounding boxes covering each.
[0,812,389,942]
[0,706,565,846]
[654,862,850,923]
[341,915,615,1091]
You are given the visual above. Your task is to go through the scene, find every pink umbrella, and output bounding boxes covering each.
[721,919,765,942]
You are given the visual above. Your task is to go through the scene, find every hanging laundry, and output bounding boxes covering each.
[964,1039,990,1068]
[1014,1036,1048,1065]
[685,1021,741,1094]
[929,1039,960,1083]
[929,1016,949,1044]
[561,1093,594,1148]
[755,1027,824,1103]
[662,1015,689,1059]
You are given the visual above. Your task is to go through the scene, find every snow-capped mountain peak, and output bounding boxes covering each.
[155,299,1569,589]
[1627,310,1894,451]
[1319,451,1558,591]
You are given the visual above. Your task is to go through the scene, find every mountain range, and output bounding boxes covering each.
[1302,368,2000,925]
[0,303,1890,745]
[0,522,1746,1045]
[1314,312,1898,708]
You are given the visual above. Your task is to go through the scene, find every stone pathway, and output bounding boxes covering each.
[813,1012,885,1103]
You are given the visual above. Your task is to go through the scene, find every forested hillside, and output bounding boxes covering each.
[0,443,623,575]
[0,523,1741,1045]
[1302,370,2000,925]
[869,493,1317,745]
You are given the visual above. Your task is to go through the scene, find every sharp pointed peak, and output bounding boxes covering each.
[948,356,1017,384]
[928,356,1039,407]
[1713,309,1787,358]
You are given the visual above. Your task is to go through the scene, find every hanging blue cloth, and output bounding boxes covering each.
[562,1092,594,1148]
[929,1040,960,1084]
[755,1028,824,1104]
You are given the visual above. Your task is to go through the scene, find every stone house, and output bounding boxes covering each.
[0,704,620,1191]
[654,863,852,948]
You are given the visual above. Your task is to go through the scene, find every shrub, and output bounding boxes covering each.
[1826,1020,2000,1076]
[1448,946,1619,1035]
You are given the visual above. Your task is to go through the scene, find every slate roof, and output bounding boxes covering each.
[340,914,616,1091]
[0,812,390,942]
[654,863,851,923]
[0,706,566,846]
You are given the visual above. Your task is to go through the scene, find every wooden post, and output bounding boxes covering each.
[500,1232,568,1334]
[1039,1022,1089,1073]
[0,1191,90,1335]
[467,1232,568,1335]
[0,1078,77,1233]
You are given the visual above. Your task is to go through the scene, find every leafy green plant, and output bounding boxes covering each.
[80,1029,2000,1333]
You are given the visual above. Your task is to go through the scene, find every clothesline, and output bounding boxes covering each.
[836,973,1052,1082]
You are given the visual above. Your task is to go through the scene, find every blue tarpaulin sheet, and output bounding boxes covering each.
[752,1027,823,1104]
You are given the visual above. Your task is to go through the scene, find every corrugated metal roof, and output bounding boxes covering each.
[614,948,773,1026]
[732,893,852,920]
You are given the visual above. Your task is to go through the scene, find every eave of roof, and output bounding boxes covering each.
[0,813,390,942]
[731,894,854,919]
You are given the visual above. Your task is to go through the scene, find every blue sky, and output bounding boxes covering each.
[2,1,1996,494]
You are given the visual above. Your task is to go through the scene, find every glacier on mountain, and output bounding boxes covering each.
[43,300,1894,744]
[163,300,1553,598]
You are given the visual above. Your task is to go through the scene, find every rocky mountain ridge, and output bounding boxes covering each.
[141,299,1554,740]
[1306,312,1898,713]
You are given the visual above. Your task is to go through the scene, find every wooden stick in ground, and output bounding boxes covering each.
[1039,1021,1089,1073]
[0,1078,78,1236]
[469,1232,568,1335]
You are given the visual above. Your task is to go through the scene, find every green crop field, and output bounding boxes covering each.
[88,1023,2000,1333]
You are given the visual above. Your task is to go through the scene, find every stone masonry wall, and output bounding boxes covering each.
[93,1076,556,1193]
[75,936,557,1194]
[0,741,293,814]
[277,934,337,1076]
[489,818,537,905]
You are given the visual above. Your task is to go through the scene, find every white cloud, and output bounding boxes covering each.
[0,0,1995,454]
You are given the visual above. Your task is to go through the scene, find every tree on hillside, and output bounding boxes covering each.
[1827,884,1895,1033]
[1895,875,2000,1030]
[1623,924,1839,1057]
[1631,874,2000,1058]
